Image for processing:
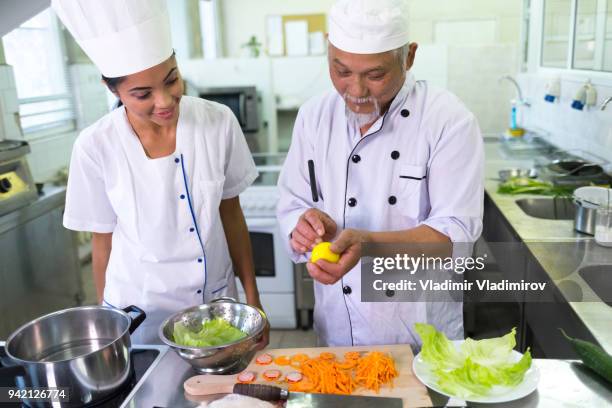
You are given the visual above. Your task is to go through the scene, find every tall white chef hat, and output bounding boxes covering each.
[51,0,173,78]
[328,0,410,54]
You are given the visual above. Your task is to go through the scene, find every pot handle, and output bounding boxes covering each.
[0,364,26,380]
[122,305,147,334]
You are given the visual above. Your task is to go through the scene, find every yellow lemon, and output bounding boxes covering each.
[310,242,340,263]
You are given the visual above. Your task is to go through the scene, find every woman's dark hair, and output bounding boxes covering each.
[101,75,125,108]
[101,51,177,109]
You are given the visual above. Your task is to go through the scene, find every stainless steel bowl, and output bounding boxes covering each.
[159,298,267,374]
[498,168,537,182]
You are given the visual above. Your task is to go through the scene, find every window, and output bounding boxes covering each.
[200,0,222,59]
[537,0,612,73]
[2,9,75,137]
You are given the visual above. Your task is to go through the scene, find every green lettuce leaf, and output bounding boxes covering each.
[461,327,516,367]
[415,324,532,399]
[414,323,464,370]
[173,318,247,347]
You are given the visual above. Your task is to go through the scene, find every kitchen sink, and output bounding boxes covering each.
[578,265,612,306]
[515,197,575,220]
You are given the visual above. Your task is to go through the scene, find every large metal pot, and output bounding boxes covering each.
[1,305,145,407]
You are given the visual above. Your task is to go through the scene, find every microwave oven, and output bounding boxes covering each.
[198,86,259,133]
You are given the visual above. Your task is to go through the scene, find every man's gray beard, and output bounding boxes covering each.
[343,93,381,128]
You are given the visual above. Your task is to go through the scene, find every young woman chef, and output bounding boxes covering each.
[53,0,268,345]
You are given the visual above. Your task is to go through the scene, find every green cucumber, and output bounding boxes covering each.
[560,329,612,384]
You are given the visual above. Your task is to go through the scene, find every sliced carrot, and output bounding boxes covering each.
[290,353,309,362]
[274,355,291,366]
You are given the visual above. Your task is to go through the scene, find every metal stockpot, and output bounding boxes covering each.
[574,199,598,235]
[2,305,145,407]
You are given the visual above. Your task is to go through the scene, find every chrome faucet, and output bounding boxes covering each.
[499,75,531,107]
[600,96,612,111]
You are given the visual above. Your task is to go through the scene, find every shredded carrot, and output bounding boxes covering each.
[287,350,398,395]
[344,351,361,360]
[354,352,398,393]
[335,359,357,370]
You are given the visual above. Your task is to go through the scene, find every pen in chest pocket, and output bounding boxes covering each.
[307,159,319,203]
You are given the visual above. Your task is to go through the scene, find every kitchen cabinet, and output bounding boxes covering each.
[481,191,600,359]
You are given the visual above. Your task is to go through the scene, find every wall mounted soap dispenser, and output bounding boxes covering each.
[544,77,561,103]
[571,80,597,111]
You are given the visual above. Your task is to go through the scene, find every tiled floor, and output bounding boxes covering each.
[269,329,318,349]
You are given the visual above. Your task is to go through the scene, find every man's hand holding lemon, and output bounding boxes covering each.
[307,229,364,285]
[290,208,337,253]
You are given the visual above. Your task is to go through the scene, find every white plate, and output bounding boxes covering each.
[412,340,540,403]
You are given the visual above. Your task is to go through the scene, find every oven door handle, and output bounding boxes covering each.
[239,93,247,127]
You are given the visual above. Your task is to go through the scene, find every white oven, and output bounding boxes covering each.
[237,170,297,329]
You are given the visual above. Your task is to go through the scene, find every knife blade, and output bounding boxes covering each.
[232,384,402,407]
[286,391,402,407]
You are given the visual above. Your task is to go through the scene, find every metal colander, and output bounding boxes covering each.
[158,297,267,374]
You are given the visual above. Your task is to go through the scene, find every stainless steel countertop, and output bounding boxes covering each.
[483,138,612,352]
[0,183,66,235]
[120,346,612,407]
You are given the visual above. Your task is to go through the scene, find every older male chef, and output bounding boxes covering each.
[277,0,484,347]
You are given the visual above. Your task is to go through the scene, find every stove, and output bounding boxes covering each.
[0,139,37,216]
[0,343,167,407]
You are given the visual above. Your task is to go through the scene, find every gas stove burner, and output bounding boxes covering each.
[19,374,137,408]
[0,140,26,152]
[0,346,161,408]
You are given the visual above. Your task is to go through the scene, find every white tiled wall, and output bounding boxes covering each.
[448,44,518,135]
[518,73,612,164]
[0,64,22,140]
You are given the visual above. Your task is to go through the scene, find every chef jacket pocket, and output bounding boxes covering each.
[196,178,225,230]
[204,263,238,301]
[206,279,230,299]
[395,164,427,218]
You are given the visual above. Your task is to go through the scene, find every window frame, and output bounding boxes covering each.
[529,0,612,85]
[2,8,76,140]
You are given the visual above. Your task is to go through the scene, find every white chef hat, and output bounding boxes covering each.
[328,0,410,54]
[51,0,173,78]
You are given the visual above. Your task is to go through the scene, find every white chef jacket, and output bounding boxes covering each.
[276,73,484,348]
[64,96,258,344]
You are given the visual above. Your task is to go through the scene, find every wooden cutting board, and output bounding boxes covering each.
[184,344,432,408]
